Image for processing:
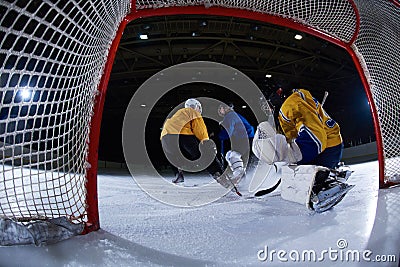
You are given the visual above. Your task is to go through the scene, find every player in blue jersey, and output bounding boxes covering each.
[218,102,254,184]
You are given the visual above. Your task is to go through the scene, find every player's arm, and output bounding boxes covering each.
[278,102,299,141]
[191,116,209,142]
[220,113,235,137]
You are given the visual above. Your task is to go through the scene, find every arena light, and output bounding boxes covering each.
[20,88,32,101]
[142,24,151,30]
[139,34,148,40]
[199,20,207,27]
[265,74,272,78]
[294,34,303,40]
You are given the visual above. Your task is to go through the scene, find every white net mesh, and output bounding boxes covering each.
[135,0,358,42]
[0,0,399,232]
[351,0,400,183]
[0,0,130,225]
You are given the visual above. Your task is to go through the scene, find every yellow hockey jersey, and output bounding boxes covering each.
[278,89,342,151]
[160,107,209,141]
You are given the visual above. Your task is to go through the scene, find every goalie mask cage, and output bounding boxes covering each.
[0,0,399,233]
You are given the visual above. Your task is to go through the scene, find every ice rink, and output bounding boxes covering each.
[0,160,399,267]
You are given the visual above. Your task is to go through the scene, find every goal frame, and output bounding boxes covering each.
[87,0,397,232]
[88,0,388,225]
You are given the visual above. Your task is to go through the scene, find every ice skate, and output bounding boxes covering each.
[329,164,353,183]
[310,180,354,213]
[172,171,184,184]
[309,169,354,213]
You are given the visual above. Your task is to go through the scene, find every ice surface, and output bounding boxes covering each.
[0,160,399,267]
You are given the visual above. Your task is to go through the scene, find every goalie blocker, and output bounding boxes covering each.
[281,165,354,213]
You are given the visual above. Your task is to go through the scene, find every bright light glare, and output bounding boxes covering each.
[265,74,272,78]
[139,34,148,40]
[20,89,31,100]
[294,34,303,40]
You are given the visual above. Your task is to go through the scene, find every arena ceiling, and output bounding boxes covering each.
[101,14,374,161]
[107,14,362,113]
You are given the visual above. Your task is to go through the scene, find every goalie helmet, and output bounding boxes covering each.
[185,98,202,114]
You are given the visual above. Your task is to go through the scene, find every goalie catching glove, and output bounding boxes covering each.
[252,121,302,165]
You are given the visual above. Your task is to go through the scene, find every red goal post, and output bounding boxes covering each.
[0,0,399,234]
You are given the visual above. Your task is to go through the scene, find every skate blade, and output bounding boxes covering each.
[313,184,355,213]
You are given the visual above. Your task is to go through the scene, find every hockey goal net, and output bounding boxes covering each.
[1,0,399,236]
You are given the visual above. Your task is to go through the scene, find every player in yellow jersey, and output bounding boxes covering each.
[161,98,231,188]
[252,87,352,212]
[269,87,343,169]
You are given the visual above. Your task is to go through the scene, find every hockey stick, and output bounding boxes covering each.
[220,139,225,169]
[254,164,281,197]
[321,91,328,107]
[254,178,281,197]
[226,175,242,196]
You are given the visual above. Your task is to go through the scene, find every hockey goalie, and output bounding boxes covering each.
[252,87,354,212]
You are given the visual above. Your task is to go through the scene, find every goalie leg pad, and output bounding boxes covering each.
[281,165,320,207]
[252,134,288,164]
[281,165,354,212]
[252,121,279,165]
